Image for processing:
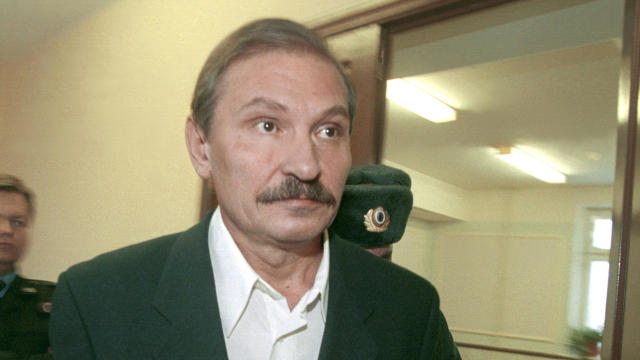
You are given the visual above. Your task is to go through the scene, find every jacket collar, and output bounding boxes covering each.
[319,235,378,360]
[0,274,21,312]
[151,212,229,360]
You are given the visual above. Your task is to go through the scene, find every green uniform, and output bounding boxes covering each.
[0,276,55,360]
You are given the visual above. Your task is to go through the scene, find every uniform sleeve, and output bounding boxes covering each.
[49,272,96,360]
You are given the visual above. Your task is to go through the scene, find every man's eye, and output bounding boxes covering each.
[256,120,277,133]
[10,220,26,228]
[319,127,337,138]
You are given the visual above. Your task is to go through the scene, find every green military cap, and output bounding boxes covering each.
[330,164,413,247]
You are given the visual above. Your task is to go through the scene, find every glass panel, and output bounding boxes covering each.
[385,0,624,356]
[587,260,609,330]
[592,218,612,250]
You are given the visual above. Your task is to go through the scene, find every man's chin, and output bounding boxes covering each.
[0,246,19,260]
[268,221,330,245]
[0,256,19,270]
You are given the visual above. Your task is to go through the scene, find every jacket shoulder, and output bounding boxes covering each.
[63,213,212,281]
[331,236,440,304]
[329,236,459,359]
[61,232,180,286]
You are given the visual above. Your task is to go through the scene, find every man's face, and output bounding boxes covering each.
[191,50,352,245]
[0,191,30,273]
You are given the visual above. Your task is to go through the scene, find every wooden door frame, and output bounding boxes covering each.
[311,0,516,37]
[604,1,640,358]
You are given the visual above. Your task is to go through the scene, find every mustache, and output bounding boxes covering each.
[256,177,337,205]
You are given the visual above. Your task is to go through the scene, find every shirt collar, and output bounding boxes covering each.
[0,272,17,298]
[208,208,330,338]
[308,232,330,320]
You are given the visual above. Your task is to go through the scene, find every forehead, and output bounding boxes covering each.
[0,191,29,215]
[228,48,340,76]
[217,50,348,107]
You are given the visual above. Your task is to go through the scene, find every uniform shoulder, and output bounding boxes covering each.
[19,278,56,287]
[15,276,57,299]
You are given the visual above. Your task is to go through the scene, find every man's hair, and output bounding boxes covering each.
[190,18,356,137]
[0,174,35,217]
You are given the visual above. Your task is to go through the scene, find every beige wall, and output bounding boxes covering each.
[393,184,612,354]
[0,0,389,281]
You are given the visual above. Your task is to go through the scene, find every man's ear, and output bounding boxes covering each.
[185,113,212,179]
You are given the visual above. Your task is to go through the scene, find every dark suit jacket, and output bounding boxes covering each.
[50,214,459,360]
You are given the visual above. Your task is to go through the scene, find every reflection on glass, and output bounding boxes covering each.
[587,260,609,330]
[386,0,624,357]
[386,79,457,123]
[495,146,567,183]
[592,218,612,250]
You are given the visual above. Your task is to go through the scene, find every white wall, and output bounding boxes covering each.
[0,0,390,281]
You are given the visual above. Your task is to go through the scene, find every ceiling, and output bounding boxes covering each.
[383,0,624,190]
[0,0,114,64]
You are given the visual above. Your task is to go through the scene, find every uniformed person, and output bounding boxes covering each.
[0,175,54,360]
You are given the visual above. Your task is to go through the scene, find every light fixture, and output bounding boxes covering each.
[386,79,457,123]
[496,146,567,183]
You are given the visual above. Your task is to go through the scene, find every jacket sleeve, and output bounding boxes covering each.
[49,272,96,360]
[0,351,54,360]
[419,294,461,360]
[433,310,461,360]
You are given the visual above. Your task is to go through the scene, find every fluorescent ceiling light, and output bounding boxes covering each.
[497,147,566,183]
[386,79,457,123]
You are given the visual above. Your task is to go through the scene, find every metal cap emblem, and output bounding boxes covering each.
[364,206,390,232]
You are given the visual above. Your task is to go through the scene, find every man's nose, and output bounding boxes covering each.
[0,218,12,234]
[281,134,321,182]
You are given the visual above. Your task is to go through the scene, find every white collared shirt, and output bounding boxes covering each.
[208,209,330,360]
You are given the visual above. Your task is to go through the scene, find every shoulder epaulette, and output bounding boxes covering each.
[21,278,56,287]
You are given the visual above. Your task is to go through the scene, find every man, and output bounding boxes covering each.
[0,175,55,360]
[51,19,460,359]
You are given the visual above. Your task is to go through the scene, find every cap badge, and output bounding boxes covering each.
[364,206,390,232]
[38,302,52,313]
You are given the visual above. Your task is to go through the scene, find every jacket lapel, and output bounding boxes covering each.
[0,276,23,314]
[151,213,229,360]
[319,236,378,360]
